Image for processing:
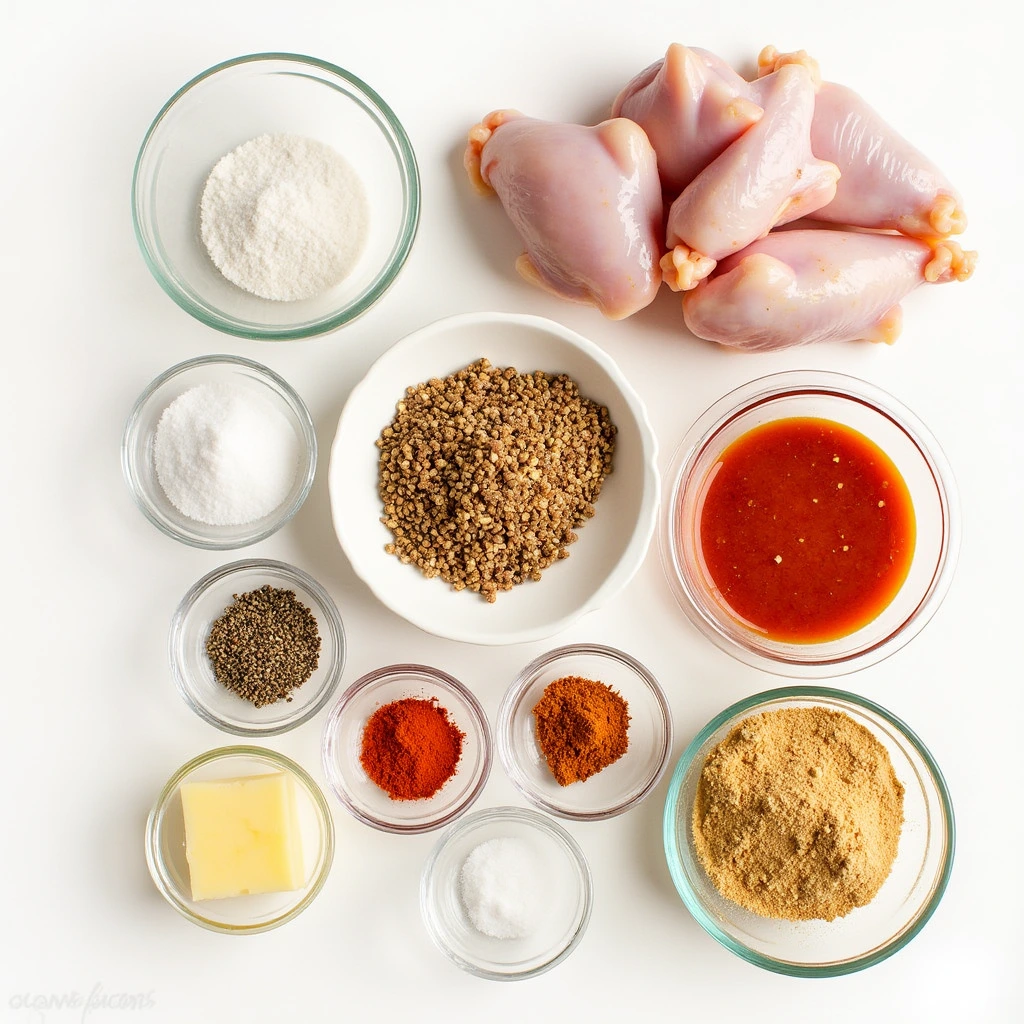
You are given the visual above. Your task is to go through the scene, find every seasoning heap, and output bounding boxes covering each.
[200,133,369,302]
[377,358,616,603]
[206,586,321,707]
[154,382,299,527]
[459,837,543,939]
[533,676,630,785]
[360,697,465,800]
[692,706,905,921]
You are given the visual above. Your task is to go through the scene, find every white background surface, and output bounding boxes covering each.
[3,0,1020,1021]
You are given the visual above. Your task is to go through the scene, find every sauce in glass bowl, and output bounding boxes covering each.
[697,417,915,643]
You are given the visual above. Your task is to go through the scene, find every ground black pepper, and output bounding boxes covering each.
[205,585,321,707]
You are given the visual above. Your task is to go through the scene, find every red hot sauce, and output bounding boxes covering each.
[697,417,915,643]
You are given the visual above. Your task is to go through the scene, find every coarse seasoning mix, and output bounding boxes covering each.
[206,585,321,707]
[376,358,616,603]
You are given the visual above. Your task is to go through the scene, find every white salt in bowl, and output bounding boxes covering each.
[145,745,334,934]
[420,806,593,980]
[663,686,955,977]
[122,354,316,549]
[132,53,419,339]
[328,311,660,645]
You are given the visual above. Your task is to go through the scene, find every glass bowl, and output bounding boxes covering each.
[663,686,954,977]
[329,311,660,645]
[497,644,673,820]
[420,806,593,981]
[321,664,492,834]
[145,745,334,934]
[132,53,420,339]
[660,370,960,676]
[122,354,317,549]
[170,559,346,736]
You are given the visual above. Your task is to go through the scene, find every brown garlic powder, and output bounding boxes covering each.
[692,706,904,922]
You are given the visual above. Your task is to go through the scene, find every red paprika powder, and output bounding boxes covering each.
[360,697,465,800]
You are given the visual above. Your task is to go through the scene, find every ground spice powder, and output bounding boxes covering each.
[692,706,905,921]
[532,675,630,785]
[360,697,465,800]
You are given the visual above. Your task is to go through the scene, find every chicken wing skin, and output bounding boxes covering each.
[681,228,976,350]
[661,62,840,291]
[611,44,763,196]
[464,109,664,319]
[759,46,967,238]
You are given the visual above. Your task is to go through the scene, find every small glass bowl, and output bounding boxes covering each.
[170,559,345,736]
[322,664,492,834]
[132,53,420,339]
[660,371,960,676]
[122,354,317,549]
[663,687,954,977]
[145,746,334,934]
[497,644,673,821]
[420,806,593,981]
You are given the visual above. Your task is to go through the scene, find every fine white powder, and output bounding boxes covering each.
[459,837,543,939]
[153,383,300,526]
[200,133,369,302]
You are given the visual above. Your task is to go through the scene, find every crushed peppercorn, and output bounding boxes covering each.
[205,585,321,707]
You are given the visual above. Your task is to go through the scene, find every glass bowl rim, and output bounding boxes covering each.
[321,662,494,835]
[144,744,336,934]
[130,51,421,341]
[419,803,595,981]
[169,557,347,736]
[662,684,956,978]
[496,642,674,821]
[659,369,961,677]
[120,353,318,550]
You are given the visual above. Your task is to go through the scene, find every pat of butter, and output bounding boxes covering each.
[180,772,304,902]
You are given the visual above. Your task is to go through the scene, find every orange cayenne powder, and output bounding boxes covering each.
[697,417,915,643]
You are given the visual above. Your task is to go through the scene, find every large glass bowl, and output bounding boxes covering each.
[660,371,960,676]
[663,686,954,977]
[132,53,420,339]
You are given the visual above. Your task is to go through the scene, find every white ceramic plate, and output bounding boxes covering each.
[328,312,660,645]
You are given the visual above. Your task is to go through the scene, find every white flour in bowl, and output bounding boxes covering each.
[200,133,369,302]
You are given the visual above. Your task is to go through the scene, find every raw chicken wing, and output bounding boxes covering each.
[758,46,967,238]
[682,228,976,350]
[662,61,840,291]
[611,44,763,196]
[464,109,663,319]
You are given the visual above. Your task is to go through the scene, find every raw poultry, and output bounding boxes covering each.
[681,228,976,350]
[463,43,975,345]
[464,109,663,320]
